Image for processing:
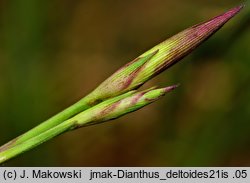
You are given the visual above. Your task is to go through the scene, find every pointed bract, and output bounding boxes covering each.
[73,85,178,127]
[84,50,158,105]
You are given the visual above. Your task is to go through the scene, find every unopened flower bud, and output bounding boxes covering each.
[84,5,243,106]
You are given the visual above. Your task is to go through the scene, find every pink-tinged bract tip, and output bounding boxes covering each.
[164,84,180,93]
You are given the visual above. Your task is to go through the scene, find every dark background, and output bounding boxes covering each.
[0,0,249,166]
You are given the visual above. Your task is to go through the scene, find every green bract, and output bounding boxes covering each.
[75,85,178,127]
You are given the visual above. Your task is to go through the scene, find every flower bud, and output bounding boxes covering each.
[84,5,243,106]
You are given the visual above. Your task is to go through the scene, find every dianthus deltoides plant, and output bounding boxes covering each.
[0,5,244,164]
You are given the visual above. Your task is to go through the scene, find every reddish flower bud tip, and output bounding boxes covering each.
[201,5,244,29]
[164,84,180,93]
[223,5,244,18]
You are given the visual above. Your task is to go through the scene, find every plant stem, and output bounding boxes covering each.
[0,95,93,152]
[0,118,74,164]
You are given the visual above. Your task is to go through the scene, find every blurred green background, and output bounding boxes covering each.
[0,0,249,166]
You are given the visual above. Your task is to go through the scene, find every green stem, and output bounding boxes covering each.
[0,118,75,164]
[0,94,93,152]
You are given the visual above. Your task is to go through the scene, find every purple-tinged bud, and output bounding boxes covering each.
[83,5,243,106]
